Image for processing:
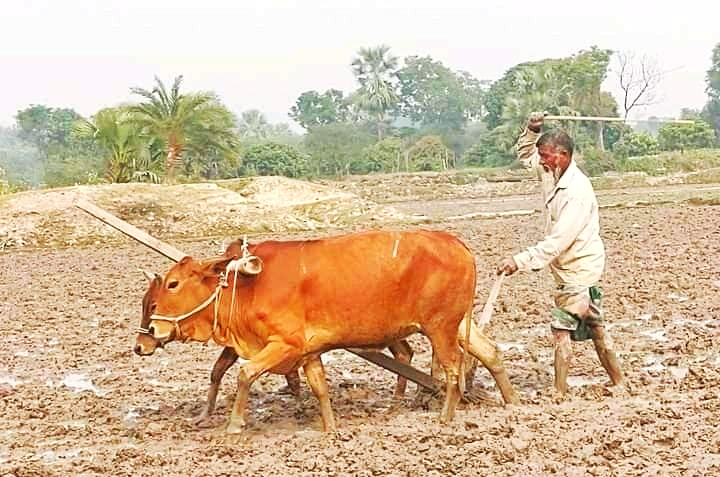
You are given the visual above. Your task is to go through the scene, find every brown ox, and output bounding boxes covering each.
[136,271,417,424]
[135,230,517,434]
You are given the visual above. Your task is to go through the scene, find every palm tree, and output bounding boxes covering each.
[129,75,239,181]
[351,45,399,140]
[73,107,161,183]
[236,109,271,141]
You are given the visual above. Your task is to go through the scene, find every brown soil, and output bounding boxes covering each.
[1,174,720,476]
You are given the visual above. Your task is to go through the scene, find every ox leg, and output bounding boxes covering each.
[303,357,337,432]
[459,319,519,405]
[283,370,302,397]
[226,342,301,435]
[427,332,462,423]
[195,347,239,425]
[388,339,414,399]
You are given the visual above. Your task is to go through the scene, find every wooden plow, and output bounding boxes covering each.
[75,198,442,393]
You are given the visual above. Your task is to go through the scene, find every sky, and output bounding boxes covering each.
[1,0,718,131]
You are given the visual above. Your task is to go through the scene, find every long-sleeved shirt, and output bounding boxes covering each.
[516,127,554,230]
[513,130,606,287]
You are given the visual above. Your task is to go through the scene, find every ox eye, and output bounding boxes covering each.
[167,280,179,290]
[148,325,156,335]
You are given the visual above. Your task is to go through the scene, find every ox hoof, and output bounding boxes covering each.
[224,419,246,435]
[192,411,214,428]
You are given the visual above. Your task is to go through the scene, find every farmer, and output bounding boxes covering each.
[497,112,624,394]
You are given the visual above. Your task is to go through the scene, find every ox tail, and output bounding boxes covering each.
[458,302,473,395]
[458,258,477,396]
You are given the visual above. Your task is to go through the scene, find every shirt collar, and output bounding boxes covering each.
[545,160,578,204]
[556,160,578,190]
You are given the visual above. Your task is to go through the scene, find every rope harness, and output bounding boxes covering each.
[138,237,256,343]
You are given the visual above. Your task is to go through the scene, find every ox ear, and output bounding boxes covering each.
[200,256,236,278]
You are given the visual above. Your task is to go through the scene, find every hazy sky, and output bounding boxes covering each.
[1,1,717,130]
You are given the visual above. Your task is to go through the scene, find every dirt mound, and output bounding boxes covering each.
[0,178,407,250]
[221,176,355,206]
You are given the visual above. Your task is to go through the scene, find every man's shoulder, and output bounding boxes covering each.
[565,163,598,200]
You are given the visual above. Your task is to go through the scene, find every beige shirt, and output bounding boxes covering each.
[513,129,606,286]
[516,128,554,230]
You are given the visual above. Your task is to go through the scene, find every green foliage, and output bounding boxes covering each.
[483,47,617,154]
[615,148,720,175]
[351,45,399,139]
[461,140,514,167]
[41,140,106,186]
[73,107,162,183]
[657,121,717,152]
[612,131,658,159]
[289,90,350,130]
[395,56,486,133]
[129,75,240,180]
[406,135,452,171]
[0,127,44,185]
[303,123,374,176]
[703,43,720,138]
[576,147,619,176]
[361,137,403,172]
[241,142,309,177]
[15,105,81,153]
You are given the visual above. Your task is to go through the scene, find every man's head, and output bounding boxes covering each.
[536,130,574,178]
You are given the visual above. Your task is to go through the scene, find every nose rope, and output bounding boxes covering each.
[143,248,256,342]
[148,285,222,340]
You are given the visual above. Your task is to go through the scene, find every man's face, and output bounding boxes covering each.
[537,143,570,175]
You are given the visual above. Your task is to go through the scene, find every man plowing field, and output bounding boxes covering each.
[497,112,625,395]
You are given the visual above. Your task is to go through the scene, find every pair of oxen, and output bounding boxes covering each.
[134,229,519,435]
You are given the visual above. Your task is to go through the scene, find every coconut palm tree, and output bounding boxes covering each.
[129,75,239,181]
[351,45,399,140]
[237,109,271,141]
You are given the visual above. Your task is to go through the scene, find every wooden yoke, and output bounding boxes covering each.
[74,198,441,392]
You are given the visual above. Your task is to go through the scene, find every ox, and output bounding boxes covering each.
[135,230,517,434]
[137,270,417,424]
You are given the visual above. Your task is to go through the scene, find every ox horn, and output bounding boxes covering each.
[140,269,156,282]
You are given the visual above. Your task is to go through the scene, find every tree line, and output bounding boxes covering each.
[1,43,719,189]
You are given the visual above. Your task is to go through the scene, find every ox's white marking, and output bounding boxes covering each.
[392,238,400,258]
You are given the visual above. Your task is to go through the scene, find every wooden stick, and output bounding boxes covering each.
[347,349,440,392]
[477,273,505,330]
[544,115,694,124]
[74,198,188,262]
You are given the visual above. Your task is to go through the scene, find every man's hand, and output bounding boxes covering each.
[497,257,519,276]
[527,111,547,133]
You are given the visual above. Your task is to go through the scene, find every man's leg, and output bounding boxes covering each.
[587,322,623,386]
[551,329,573,394]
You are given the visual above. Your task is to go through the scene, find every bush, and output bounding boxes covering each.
[361,137,403,173]
[612,132,658,159]
[241,142,309,177]
[576,147,619,176]
[657,121,717,152]
[461,139,514,167]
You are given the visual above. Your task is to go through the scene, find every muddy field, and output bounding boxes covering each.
[1,173,720,476]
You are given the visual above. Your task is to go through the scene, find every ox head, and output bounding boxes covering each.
[133,252,263,355]
[133,269,164,356]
